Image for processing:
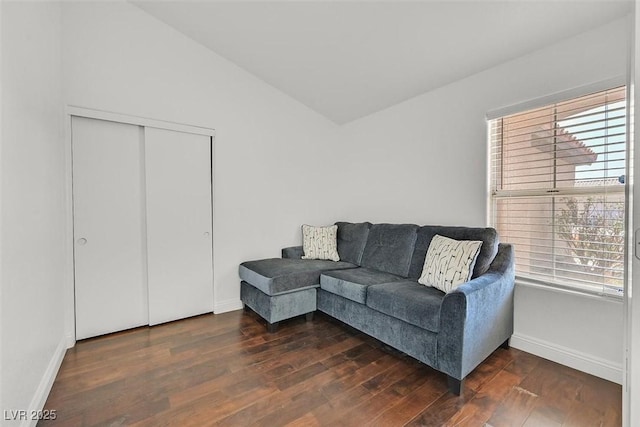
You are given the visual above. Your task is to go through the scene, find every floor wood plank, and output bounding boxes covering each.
[40,310,622,426]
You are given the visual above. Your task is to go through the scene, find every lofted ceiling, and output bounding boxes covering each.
[132,1,632,124]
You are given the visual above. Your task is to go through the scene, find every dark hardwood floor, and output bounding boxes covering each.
[41,310,622,426]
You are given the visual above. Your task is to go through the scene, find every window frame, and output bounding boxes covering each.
[487,79,628,298]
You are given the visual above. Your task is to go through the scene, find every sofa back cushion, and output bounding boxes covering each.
[360,224,418,277]
[408,226,499,280]
[336,222,372,265]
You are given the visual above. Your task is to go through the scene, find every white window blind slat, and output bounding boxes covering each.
[489,86,626,296]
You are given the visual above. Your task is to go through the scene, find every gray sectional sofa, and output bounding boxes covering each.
[239,222,515,395]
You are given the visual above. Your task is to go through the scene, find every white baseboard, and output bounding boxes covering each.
[66,332,75,349]
[22,336,68,427]
[510,333,623,384]
[213,298,243,314]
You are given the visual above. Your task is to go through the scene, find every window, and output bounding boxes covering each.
[489,86,626,297]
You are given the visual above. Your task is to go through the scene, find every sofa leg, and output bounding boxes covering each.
[500,338,510,349]
[243,303,250,313]
[447,376,463,396]
[305,312,314,322]
[267,321,279,333]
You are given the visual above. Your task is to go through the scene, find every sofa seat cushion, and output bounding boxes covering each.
[366,280,445,333]
[320,267,405,304]
[239,258,357,296]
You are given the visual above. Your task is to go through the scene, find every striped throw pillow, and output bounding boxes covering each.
[301,224,340,262]
[418,234,482,293]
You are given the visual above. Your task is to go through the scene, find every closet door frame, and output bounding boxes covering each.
[64,106,215,345]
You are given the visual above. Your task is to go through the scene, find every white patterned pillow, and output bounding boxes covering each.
[301,224,340,262]
[418,235,482,293]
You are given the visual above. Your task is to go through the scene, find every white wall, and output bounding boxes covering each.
[61,0,341,314]
[330,17,630,383]
[0,1,68,425]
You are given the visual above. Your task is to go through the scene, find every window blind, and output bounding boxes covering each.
[489,86,626,296]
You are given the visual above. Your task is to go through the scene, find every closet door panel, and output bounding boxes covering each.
[145,127,213,325]
[72,117,148,340]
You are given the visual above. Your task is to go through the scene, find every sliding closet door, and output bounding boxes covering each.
[72,117,148,340]
[144,127,213,325]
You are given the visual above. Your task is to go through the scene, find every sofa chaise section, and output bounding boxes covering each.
[239,258,357,332]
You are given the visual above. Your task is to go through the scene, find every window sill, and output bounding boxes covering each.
[515,277,624,304]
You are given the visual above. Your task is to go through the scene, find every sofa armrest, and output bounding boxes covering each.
[282,246,304,259]
[437,243,515,380]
